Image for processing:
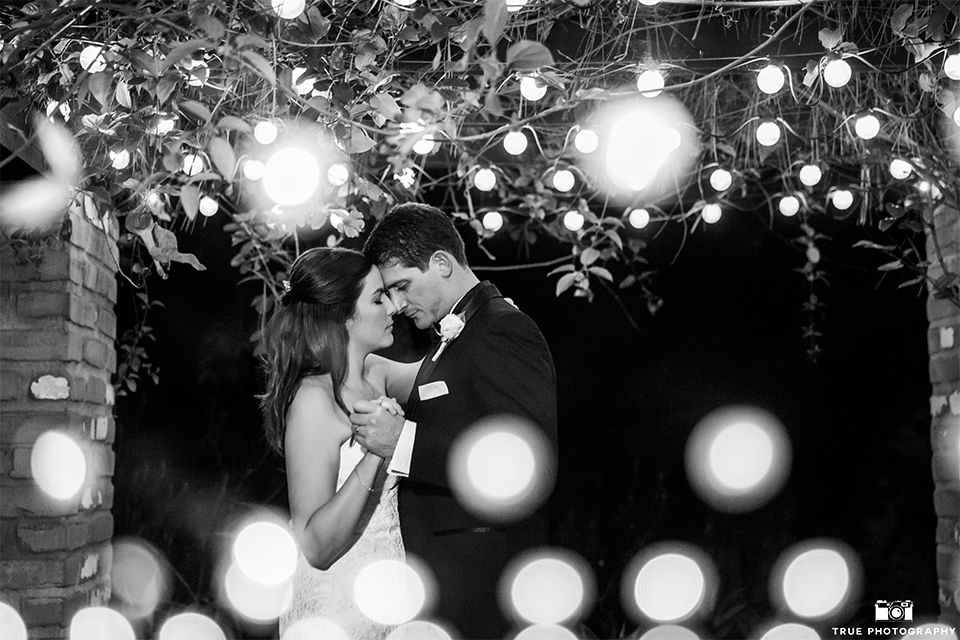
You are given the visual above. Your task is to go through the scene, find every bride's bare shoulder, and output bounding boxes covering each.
[287,375,337,422]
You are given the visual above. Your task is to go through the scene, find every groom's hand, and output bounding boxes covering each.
[350,399,403,458]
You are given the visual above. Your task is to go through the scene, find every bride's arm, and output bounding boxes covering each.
[366,354,423,403]
[284,386,383,570]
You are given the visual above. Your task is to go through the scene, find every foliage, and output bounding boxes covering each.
[1,0,959,360]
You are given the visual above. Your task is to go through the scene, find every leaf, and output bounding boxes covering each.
[89,72,112,107]
[193,14,225,41]
[483,87,503,117]
[891,4,913,33]
[605,229,623,250]
[163,39,209,70]
[579,246,600,266]
[619,274,637,289]
[877,259,904,272]
[588,266,613,282]
[153,225,206,271]
[506,40,554,71]
[115,79,132,109]
[927,2,951,39]
[208,138,236,180]
[129,50,162,77]
[179,99,212,123]
[215,115,252,133]
[156,75,178,105]
[548,263,575,276]
[555,271,577,296]
[898,275,925,289]
[241,50,276,85]
[879,217,896,231]
[349,128,376,153]
[483,0,509,45]
[898,219,924,233]
[370,93,401,120]
[818,28,842,50]
[852,240,896,251]
[803,59,819,86]
[180,184,199,220]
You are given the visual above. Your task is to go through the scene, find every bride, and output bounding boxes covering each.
[258,247,419,639]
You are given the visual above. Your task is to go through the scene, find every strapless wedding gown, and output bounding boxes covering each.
[280,440,404,640]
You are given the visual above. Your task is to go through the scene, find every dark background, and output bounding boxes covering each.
[107,192,938,638]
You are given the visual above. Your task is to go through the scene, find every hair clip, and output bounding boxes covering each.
[282,279,291,293]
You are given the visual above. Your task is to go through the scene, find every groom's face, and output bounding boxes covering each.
[378,258,446,330]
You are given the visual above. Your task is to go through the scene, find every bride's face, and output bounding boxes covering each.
[347,268,397,351]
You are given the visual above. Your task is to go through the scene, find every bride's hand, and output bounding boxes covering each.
[375,396,404,416]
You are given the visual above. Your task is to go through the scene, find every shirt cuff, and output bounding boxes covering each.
[387,420,416,477]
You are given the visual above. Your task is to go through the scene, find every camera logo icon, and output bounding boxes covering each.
[875,600,913,621]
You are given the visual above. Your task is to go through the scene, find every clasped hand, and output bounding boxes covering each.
[350,396,404,458]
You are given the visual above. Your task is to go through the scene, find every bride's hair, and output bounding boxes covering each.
[258,247,372,453]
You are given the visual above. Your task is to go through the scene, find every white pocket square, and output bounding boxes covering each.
[418,381,449,401]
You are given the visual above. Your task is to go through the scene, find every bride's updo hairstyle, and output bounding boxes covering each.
[259,247,372,453]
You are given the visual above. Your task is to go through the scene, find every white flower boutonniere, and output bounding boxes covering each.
[432,312,465,362]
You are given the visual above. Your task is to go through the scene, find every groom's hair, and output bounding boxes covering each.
[364,203,468,270]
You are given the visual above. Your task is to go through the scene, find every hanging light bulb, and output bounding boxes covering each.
[636,70,664,97]
[552,169,575,192]
[823,58,852,88]
[473,167,497,192]
[412,134,436,155]
[110,149,130,170]
[520,76,547,101]
[889,159,913,180]
[799,164,822,186]
[79,45,107,73]
[831,189,854,210]
[628,208,650,229]
[563,210,585,231]
[272,0,305,19]
[756,121,781,146]
[506,0,528,11]
[395,0,416,5]
[327,163,349,186]
[854,114,880,140]
[756,64,785,94]
[709,168,732,192]
[503,130,528,155]
[778,195,800,217]
[952,105,960,127]
[151,115,175,136]
[291,68,315,95]
[482,211,504,232]
[574,128,599,154]
[243,159,264,181]
[701,203,722,224]
[254,121,278,145]
[182,153,204,176]
[944,53,960,80]
[638,0,661,5]
[199,196,219,217]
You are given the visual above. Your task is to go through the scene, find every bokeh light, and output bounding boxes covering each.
[222,561,291,621]
[757,64,785,94]
[0,601,27,640]
[69,607,135,640]
[386,620,453,640]
[756,121,781,146]
[552,169,575,192]
[254,121,279,145]
[831,189,854,211]
[413,134,437,155]
[502,550,593,625]
[685,406,791,512]
[639,625,700,640]
[889,158,913,180]
[627,550,708,623]
[243,159,264,181]
[291,67,315,95]
[181,153,204,176]
[79,45,107,73]
[199,196,219,217]
[636,70,665,97]
[506,0,528,12]
[474,167,497,191]
[709,168,732,192]
[520,76,548,101]
[354,559,427,625]
[513,624,579,640]
[799,164,822,186]
[158,612,227,640]
[823,58,852,87]
[759,623,820,640]
[482,211,504,232]
[448,415,557,523]
[272,0,305,19]
[31,431,86,500]
[111,538,171,621]
[280,617,349,640]
[110,149,130,170]
[628,208,650,229]
[770,540,860,621]
[504,130,529,155]
[263,148,321,206]
[233,521,298,585]
[563,210,585,232]
[327,163,349,186]
[854,114,880,140]
[701,203,722,224]
[574,128,599,154]
[778,196,800,217]
[945,53,960,80]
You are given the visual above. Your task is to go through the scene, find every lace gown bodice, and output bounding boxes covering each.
[280,440,404,640]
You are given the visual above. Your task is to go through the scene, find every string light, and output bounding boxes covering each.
[110,149,130,170]
[854,114,880,140]
[636,69,665,97]
[482,211,504,232]
[243,159,264,181]
[552,169,575,192]
[413,134,436,155]
[778,195,800,217]
[701,203,722,223]
[327,163,349,186]
[79,45,107,73]
[199,196,219,217]
[799,164,822,186]
[473,167,497,191]
[254,121,278,145]
[272,0,305,19]
[831,189,854,210]
[638,0,661,5]
[823,58,852,87]
[182,153,204,176]
[503,130,528,155]
[709,168,732,192]
[563,210,585,231]
[944,53,960,80]
[291,68,315,95]
[889,158,912,179]
[506,0,528,11]
[520,75,547,101]
[756,64,785,94]
[756,121,781,146]
[952,105,960,127]
[628,208,650,229]
[574,128,599,154]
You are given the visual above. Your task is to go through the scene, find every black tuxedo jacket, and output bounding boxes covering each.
[399,281,558,636]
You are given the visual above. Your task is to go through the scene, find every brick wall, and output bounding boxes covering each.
[927,203,960,627]
[1,204,119,638]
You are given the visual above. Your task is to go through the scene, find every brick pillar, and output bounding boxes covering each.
[1,203,119,638]
[927,203,960,626]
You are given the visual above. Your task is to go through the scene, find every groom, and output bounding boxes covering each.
[352,203,558,639]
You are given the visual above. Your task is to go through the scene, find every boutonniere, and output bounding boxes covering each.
[432,312,465,362]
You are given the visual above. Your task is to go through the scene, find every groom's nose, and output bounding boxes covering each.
[388,291,406,311]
